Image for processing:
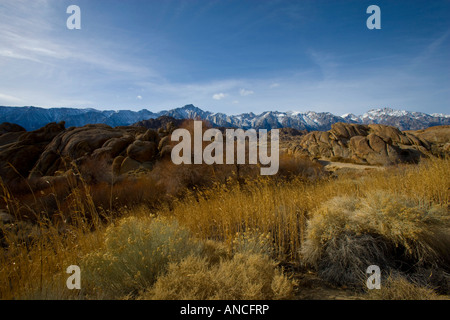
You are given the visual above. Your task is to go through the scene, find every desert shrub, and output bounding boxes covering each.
[144,252,295,300]
[201,239,231,265]
[277,153,324,180]
[81,216,203,298]
[89,175,166,212]
[301,191,450,289]
[367,274,441,300]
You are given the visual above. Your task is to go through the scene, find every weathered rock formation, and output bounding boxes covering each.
[290,122,437,165]
[0,122,65,182]
[0,120,448,186]
[0,121,170,185]
[406,125,450,156]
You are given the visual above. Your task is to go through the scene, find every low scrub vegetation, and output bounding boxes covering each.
[0,156,448,299]
[367,274,441,300]
[301,192,450,289]
[81,216,204,299]
[145,253,295,300]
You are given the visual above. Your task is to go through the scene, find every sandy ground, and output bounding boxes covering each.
[293,272,365,300]
[318,159,385,172]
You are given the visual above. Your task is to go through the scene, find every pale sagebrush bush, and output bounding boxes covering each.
[301,191,450,288]
[81,216,203,298]
[353,192,450,266]
[409,267,450,294]
[144,253,295,300]
[367,274,442,300]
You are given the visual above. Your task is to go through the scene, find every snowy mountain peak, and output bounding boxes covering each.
[364,108,411,118]
[0,105,449,131]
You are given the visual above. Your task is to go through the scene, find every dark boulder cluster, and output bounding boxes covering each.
[0,122,65,183]
[0,121,174,185]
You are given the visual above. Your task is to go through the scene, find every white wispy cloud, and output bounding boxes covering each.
[410,30,450,68]
[240,89,254,96]
[307,49,339,80]
[0,0,162,108]
[212,93,227,100]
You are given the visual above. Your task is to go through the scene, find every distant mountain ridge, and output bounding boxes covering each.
[0,105,449,131]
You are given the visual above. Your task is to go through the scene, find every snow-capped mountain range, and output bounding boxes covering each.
[0,105,449,131]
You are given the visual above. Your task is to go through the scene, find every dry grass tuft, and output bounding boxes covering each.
[144,252,295,300]
[367,274,443,300]
[301,191,450,288]
[81,216,203,299]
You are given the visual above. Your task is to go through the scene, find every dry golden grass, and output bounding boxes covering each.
[0,170,106,300]
[158,178,313,261]
[0,217,104,300]
[157,158,448,262]
[0,156,448,299]
[81,216,203,299]
[367,275,444,300]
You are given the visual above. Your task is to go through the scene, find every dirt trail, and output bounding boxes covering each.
[293,272,365,300]
[318,159,385,172]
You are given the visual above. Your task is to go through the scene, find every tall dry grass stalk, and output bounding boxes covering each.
[0,170,106,299]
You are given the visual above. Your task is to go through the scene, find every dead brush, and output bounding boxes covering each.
[366,273,444,300]
[276,153,325,181]
[80,215,204,299]
[301,191,450,290]
[143,250,296,300]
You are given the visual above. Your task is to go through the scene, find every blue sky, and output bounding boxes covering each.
[0,0,449,115]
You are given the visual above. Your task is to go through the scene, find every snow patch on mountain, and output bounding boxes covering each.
[1,105,449,131]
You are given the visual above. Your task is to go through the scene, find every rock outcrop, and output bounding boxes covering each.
[0,122,66,182]
[0,119,447,186]
[133,116,182,132]
[406,125,450,156]
[292,123,435,165]
[28,124,137,178]
[0,121,170,185]
[0,122,25,135]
